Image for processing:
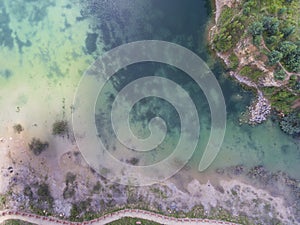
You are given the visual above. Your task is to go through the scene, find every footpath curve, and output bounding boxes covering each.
[0,209,240,225]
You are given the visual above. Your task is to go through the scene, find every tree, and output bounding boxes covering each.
[262,16,279,35]
[278,41,300,72]
[265,36,278,46]
[249,21,264,36]
[253,35,262,46]
[281,24,295,38]
[280,113,300,135]
[282,26,295,38]
[278,41,297,57]
[242,1,251,15]
[274,69,286,80]
[268,50,283,65]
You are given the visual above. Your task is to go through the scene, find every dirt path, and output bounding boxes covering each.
[0,209,240,225]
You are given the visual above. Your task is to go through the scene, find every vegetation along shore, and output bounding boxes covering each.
[210,0,300,137]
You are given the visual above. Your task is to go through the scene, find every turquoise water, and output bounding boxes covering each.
[0,0,299,185]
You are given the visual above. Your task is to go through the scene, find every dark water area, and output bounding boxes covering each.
[81,0,300,180]
[84,0,209,52]
[84,0,253,114]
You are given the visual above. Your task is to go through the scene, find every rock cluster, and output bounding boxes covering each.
[248,94,271,124]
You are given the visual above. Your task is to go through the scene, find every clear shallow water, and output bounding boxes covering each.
[0,0,299,183]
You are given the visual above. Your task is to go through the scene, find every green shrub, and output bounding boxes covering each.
[28,138,49,155]
[253,35,262,46]
[218,6,234,26]
[214,16,245,52]
[242,1,256,15]
[281,23,295,38]
[24,186,33,198]
[13,124,23,134]
[268,50,283,65]
[274,69,286,80]
[63,186,75,199]
[37,183,53,205]
[249,21,264,36]
[52,120,68,136]
[269,89,298,113]
[65,172,76,185]
[262,16,280,36]
[69,200,92,222]
[278,41,300,72]
[63,172,77,199]
[0,195,6,209]
[265,35,281,50]
[229,53,239,69]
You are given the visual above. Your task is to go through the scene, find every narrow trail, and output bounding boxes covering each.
[0,209,240,225]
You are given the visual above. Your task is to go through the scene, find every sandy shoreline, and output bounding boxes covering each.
[1,131,298,224]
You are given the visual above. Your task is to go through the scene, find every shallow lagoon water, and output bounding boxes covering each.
[0,0,299,187]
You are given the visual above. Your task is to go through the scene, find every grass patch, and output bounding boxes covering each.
[214,15,246,52]
[229,53,239,69]
[213,5,248,52]
[0,195,6,209]
[1,220,36,225]
[218,6,235,26]
[108,217,161,225]
[239,65,264,82]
